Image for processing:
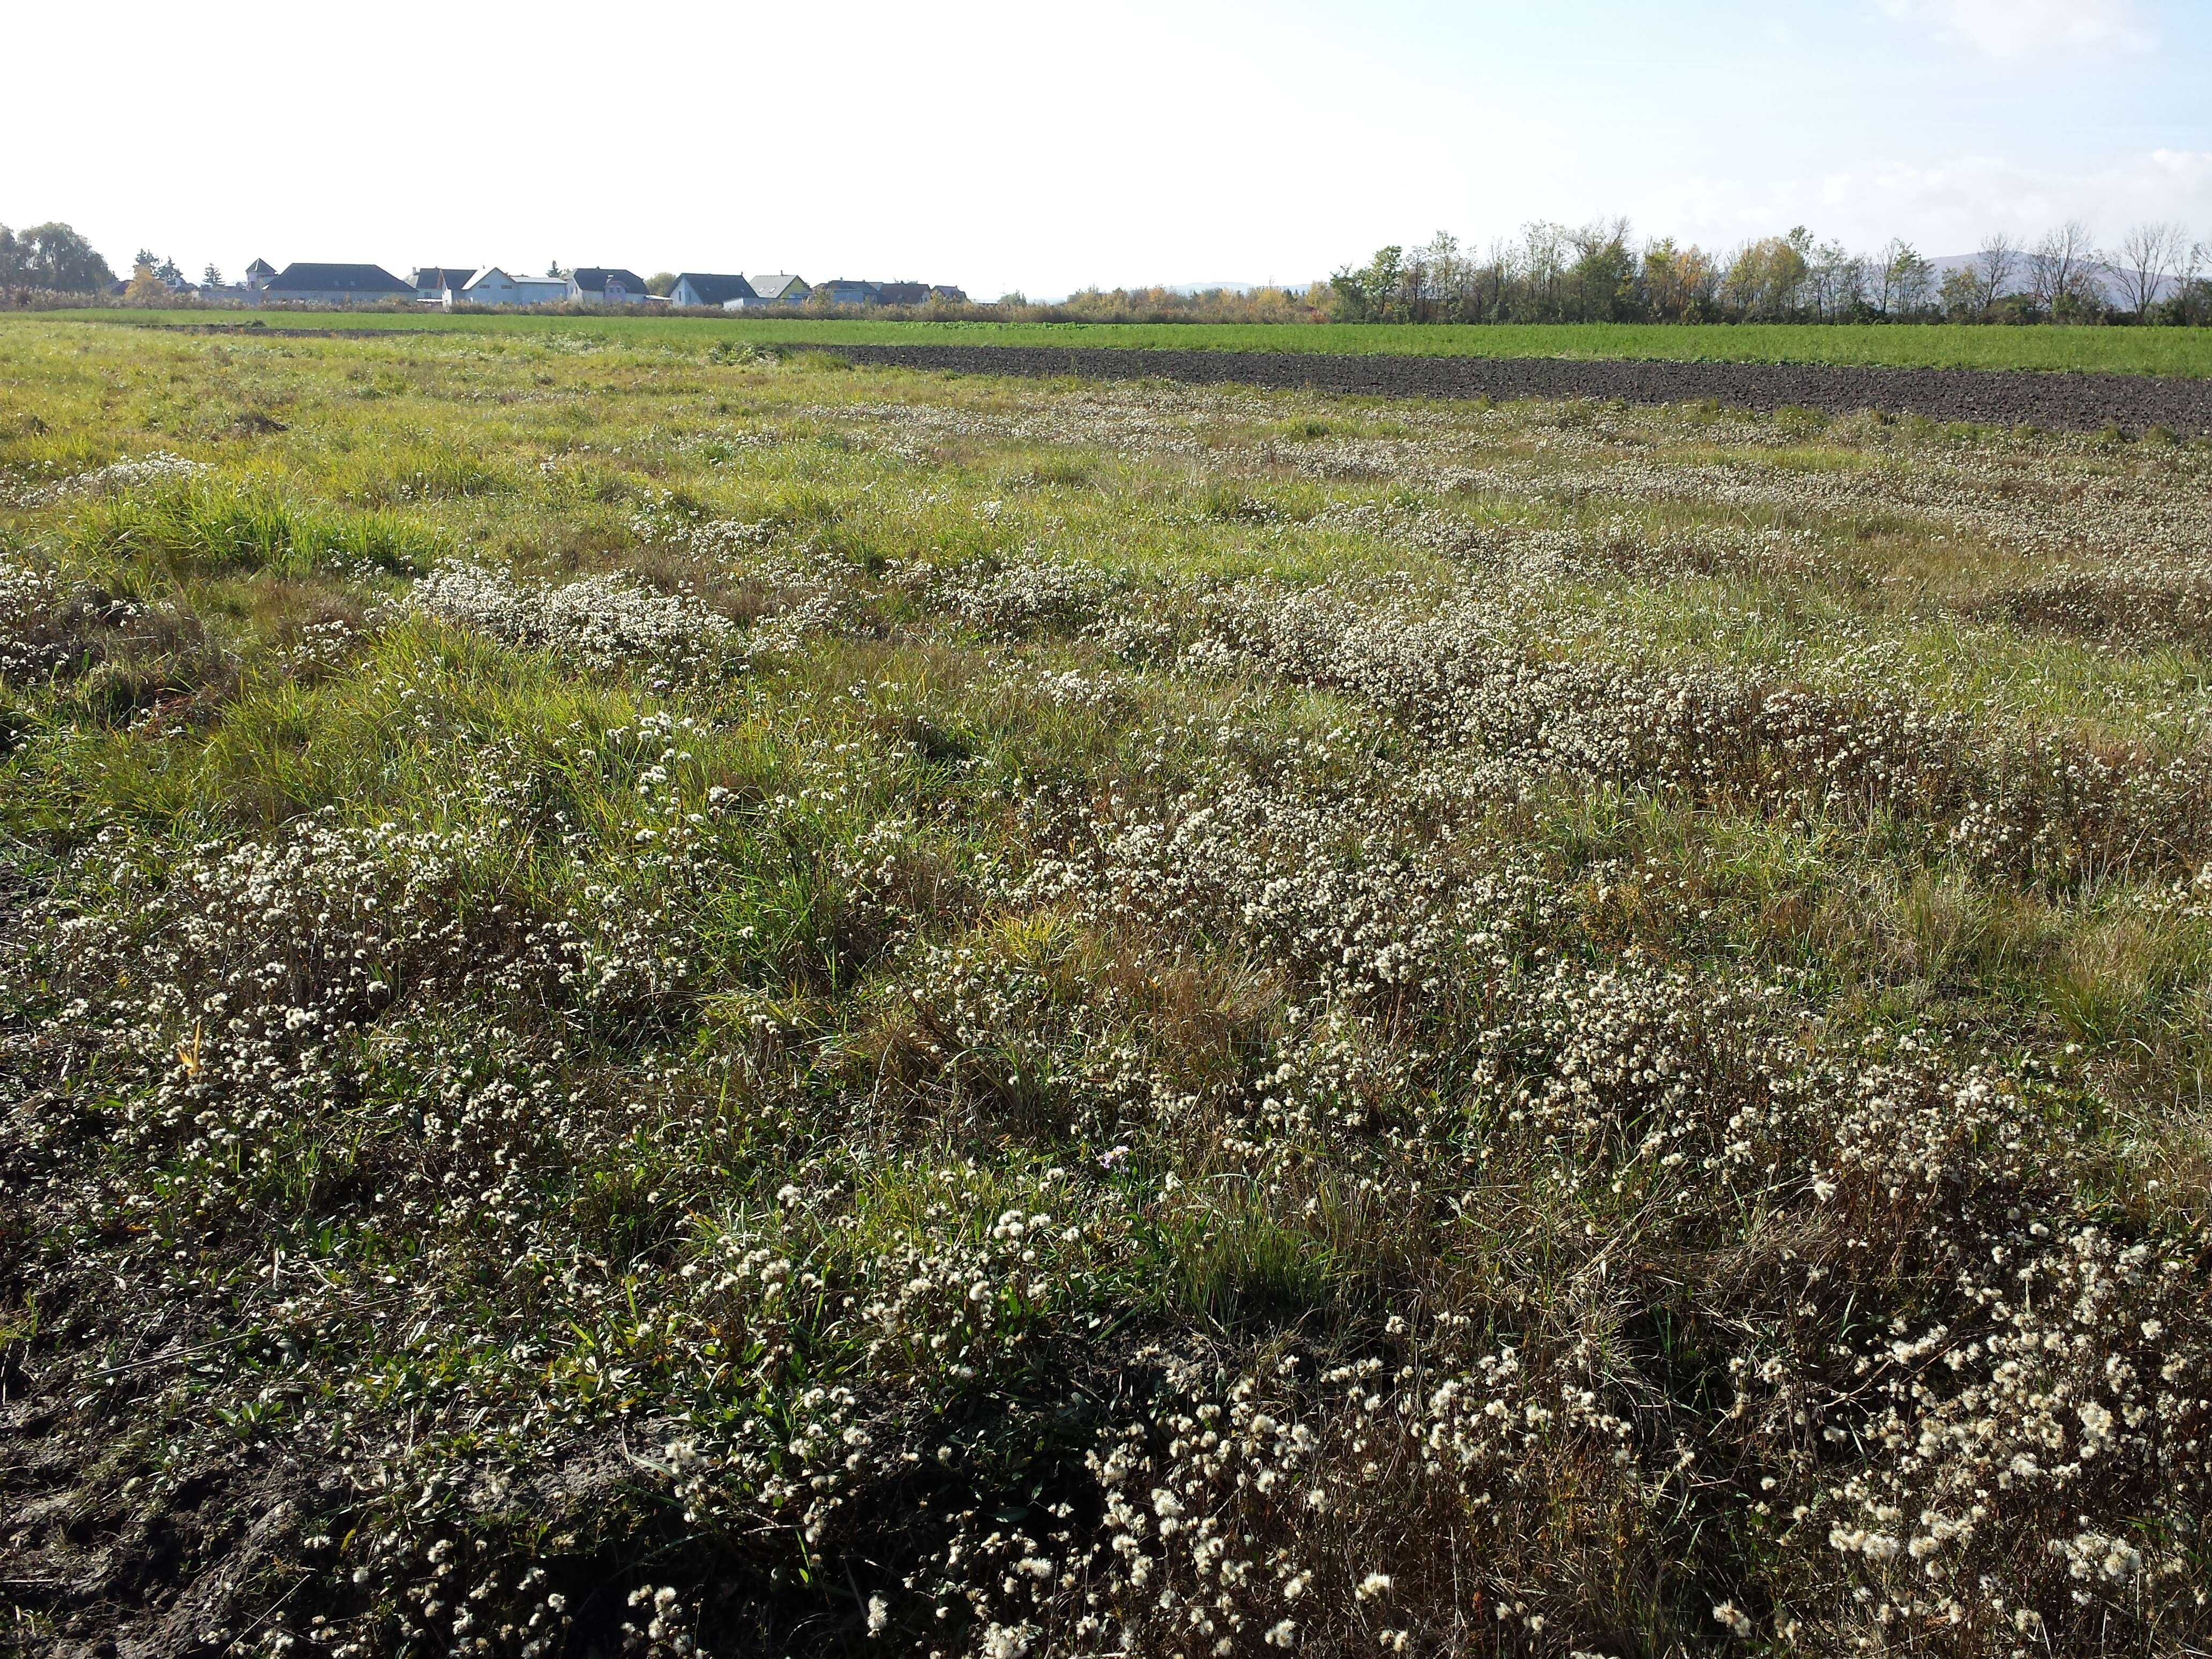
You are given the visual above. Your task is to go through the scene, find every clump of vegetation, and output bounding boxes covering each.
[5,319,2212,1657]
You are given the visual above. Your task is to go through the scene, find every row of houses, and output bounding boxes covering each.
[677,275,961,308]
[230,261,964,309]
[666,272,811,308]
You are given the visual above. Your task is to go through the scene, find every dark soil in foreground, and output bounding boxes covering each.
[806,342,2212,432]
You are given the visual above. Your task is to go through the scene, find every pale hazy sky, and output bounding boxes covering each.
[6,0,2209,298]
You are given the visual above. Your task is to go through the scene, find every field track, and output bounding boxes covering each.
[811,342,2212,432]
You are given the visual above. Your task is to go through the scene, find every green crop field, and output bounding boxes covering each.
[51,307,2212,376]
[6,318,2212,1655]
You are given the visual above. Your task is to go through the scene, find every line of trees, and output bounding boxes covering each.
[1,222,116,295]
[1329,221,2211,325]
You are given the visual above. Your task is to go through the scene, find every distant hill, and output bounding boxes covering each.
[1925,252,2185,301]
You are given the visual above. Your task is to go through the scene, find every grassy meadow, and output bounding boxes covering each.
[6,317,2212,1657]
[71,309,2212,377]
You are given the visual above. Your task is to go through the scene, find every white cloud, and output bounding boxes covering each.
[1876,0,2151,58]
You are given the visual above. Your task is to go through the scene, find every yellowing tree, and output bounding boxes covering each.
[1723,229,1813,319]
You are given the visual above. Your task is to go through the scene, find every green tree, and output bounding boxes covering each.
[1328,245,1404,321]
[16,222,115,292]
[1876,240,1934,317]
[2172,273,2211,327]
[645,271,677,297]
[1565,219,1635,320]
[1939,264,1983,322]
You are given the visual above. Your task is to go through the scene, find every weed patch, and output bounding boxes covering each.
[4,319,2212,1659]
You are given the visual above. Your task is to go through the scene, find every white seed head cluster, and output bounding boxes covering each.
[409,562,743,678]
[13,449,211,505]
[0,550,73,678]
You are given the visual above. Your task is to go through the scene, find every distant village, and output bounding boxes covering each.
[193,260,967,310]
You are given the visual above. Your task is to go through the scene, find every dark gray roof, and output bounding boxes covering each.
[245,257,276,278]
[265,262,410,295]
[411,266,476,287]
[674,273,758,306]
[874,281,937,305]
[572,268,646,292]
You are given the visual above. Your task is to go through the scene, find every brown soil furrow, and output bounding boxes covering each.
[806,342,2212,432]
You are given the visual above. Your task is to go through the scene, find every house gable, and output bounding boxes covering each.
[571,267,647,296]
[456,267,567,305]
[672,273,758,308]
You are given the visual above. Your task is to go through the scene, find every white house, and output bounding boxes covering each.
[669,273,757,309]
[746,274,810,307]
[409,266,477,305]
[459,267,570,307]
[567,268,648,305]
